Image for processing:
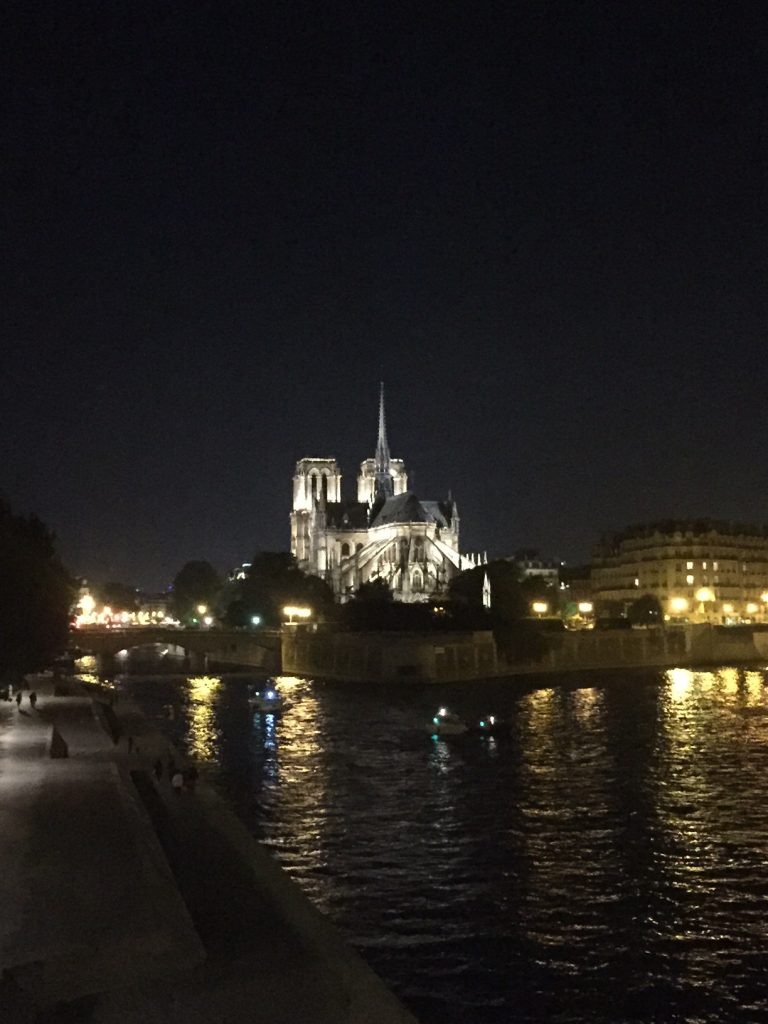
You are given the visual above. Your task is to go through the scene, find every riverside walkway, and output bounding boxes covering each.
[0,679,417,1024]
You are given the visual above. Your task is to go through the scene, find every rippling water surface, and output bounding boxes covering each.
[123,666,768,1023]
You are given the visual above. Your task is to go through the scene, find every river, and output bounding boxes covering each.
[119,664,768,1023]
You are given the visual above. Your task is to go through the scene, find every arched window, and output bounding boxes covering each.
[310,474,318,500]
[356,543,363,553]
[341,542,350,558]
[321,474,329,503]
[412,569,423,592]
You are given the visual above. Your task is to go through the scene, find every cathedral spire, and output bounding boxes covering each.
[374,381,394,499]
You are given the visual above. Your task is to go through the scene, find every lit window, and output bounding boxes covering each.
[686,561,694,570]
[634,577,640,587]
[686,574,694,585]
[713,561,719,571]
[702,561,707,570]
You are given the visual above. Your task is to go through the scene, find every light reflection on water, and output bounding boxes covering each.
[124,666,768,1024]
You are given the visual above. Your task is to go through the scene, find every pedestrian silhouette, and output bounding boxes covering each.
[171,770,184,795]
[29,692,37,709]
[153,759,163,781]
[15,691,22,708]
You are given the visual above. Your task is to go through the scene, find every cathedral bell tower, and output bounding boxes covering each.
[290,458,342,574]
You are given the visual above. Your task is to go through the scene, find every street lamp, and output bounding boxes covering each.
[531,601,548,618]
[283,605,312,625]
[251,615,262,627]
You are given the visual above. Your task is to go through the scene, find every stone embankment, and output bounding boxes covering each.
[0,676,418,1023]
[283,623,768,683]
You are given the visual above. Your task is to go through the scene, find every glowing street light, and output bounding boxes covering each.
[746,603,759,615]
[251,615,262,627]
[669,597,688,615]
[283,605,312,624]
[531,601,548,618]
[577,601,594,615]
[197,604,208,616]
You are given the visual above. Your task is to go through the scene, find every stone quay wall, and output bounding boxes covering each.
[282,624,768,683]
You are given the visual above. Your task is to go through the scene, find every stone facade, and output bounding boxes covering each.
[591,520,768,623]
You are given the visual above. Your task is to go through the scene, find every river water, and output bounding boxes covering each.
[121,665,768,1023]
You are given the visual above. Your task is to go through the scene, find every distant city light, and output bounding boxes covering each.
[746,603,759,614]
[723,603,734,614]
[695,587,715,603]
[283,605,311,623]
[531,601,548,615]
[669,597,688,614]
[577,601,593,614]
[197,604,208,616]
[251,615,262,626]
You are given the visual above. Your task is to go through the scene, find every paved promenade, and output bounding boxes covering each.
[0,678,418,1023]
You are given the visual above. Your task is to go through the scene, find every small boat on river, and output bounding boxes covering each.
[427,707,468,736]
[249,682,289,713]
[468,715,508,737]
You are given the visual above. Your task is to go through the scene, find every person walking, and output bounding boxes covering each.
[29,692,37,710]
[15,691,22,708]
[171,770,184,796]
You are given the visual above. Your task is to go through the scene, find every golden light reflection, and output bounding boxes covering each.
[696,671,716,692]
[745,671,764,703]
[571,686,602,725]
[718,667,739,695]
[186,675,221,760]
[666,667,693,701]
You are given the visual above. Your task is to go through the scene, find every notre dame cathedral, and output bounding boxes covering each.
[290,386,483,603]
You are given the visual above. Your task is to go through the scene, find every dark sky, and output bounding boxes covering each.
[2,1,767,589]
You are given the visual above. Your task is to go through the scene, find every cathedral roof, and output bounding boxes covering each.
[370,492,454,528]
[324,502,370,529]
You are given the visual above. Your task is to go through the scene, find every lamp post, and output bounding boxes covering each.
[531,601,548,619]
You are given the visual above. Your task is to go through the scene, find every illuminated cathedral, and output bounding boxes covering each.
[290,386,483,602]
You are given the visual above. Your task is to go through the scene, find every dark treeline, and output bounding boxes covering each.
[0,500,74,680]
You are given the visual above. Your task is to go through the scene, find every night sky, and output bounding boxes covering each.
[3,2,767,590]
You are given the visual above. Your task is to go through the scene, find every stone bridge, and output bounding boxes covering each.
[71,627,282,674]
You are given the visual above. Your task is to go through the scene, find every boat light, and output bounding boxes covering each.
[438,707,447,717]
[432,717,439,725]
[480,720,486,728]
[489,716,495,724]
[266,691,276,700]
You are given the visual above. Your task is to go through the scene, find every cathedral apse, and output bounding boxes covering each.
[290,386,483,603]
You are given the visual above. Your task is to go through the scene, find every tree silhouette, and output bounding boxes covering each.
[0,500,74,679]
